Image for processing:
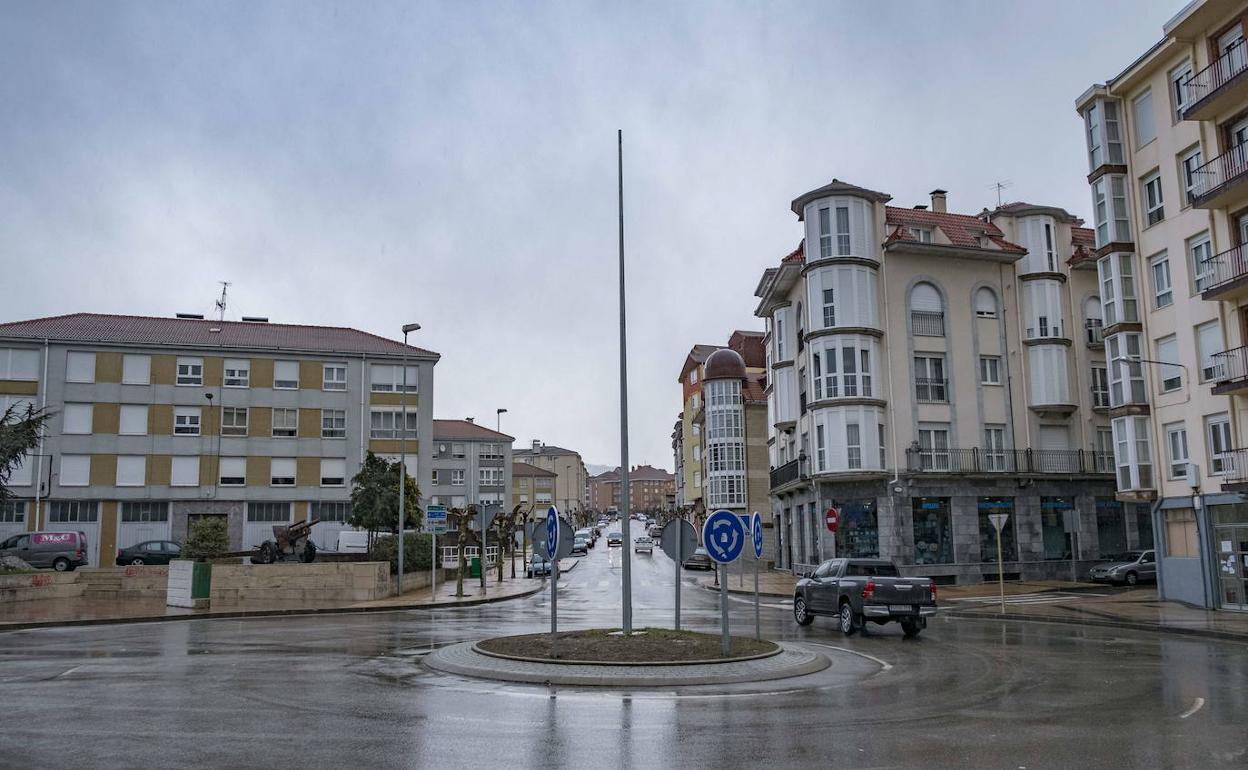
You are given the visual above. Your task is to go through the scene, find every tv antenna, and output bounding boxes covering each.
[215,281,231,321]
[989,180,1013,208]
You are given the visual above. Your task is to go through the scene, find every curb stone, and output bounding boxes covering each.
[944,609,1248,644]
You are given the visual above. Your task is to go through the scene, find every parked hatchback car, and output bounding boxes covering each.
[116,540,182,566]
[0,531,89,571]
[1089,550,1157,586]
[682,547,713,570]
[633,536,653,554]
[571,537,589,556]
[526,553,552,578]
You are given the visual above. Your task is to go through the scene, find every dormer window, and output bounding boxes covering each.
[908,227,933,243]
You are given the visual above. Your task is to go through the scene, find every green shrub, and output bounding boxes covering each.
[368,532,433,573]
[182,517,229,562]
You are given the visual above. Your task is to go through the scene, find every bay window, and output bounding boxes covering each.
[1098,253,1138,326]
[1107,333,1147,406]
[1112,416,1154,491]
[1085,100,1123,171]
[808,265,878,330]
[810,337,874,400]
[1091,175,1132,248]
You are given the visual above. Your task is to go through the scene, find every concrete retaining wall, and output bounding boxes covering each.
[0,572,84,602]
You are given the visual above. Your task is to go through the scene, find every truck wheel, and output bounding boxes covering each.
[793,596,815,626]
[52,557,71,572]
[257,542,276,564]
[300,541,317,563]
[901,618,923,638]
[1124,571,1138,586]
[839,601,860,636]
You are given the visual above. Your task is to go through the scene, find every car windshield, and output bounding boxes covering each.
[694,548,707,556]
[1108,551,1144,562]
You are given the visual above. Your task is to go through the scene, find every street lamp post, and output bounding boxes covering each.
[496,408,513,577]
[398,322,421,596]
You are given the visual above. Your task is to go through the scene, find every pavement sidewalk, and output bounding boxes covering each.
[0,561,569,632]
[697,569,1104,600]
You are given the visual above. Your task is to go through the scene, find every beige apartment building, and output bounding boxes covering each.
[511,461,557,512]
[511,441,588,516]
[1076,0,1248,610]
[0,313,438,564]
[754,182,1126,583]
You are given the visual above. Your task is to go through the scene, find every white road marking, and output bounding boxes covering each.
[1179,697,1205,719]
[806,642,894,671]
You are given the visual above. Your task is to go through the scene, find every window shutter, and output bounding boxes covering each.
[910,283,941,312]
[975,288,997,316]
[1038,425,1070,451]
[851,198,869,257]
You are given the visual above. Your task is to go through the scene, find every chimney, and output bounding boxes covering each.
[465,417,474,423]
[930,189,948,213]
[532,439,541,451]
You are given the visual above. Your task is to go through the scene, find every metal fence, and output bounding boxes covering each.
[1183,40,1248,114]
[911,310,945,337]
[1191,141,1248,202]
[905,447,1112,475]
[769,457,805,489]
[1199,244,1248,295]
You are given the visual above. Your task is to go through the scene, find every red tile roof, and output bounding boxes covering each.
[728,330,766,369]
[781,241,805,265]
[0,313,438,358]
[432,419,514,442]
[592,464,673,482]
[1072,227,1095,246]
[884,207,1025,254]
[743,373,767,403]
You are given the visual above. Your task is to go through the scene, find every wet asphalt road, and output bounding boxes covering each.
[1,536,1246,769]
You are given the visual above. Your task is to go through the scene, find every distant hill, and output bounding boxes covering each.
[586,464,615,476]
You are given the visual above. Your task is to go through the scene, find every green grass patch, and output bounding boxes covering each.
[477,627,778,662]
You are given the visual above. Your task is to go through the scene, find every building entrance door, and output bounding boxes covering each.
[1216,525,1248,611]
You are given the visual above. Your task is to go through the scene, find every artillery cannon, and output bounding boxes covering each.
[246,519,320,564]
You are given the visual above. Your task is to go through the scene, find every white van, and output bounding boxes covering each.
[336,531,371,553]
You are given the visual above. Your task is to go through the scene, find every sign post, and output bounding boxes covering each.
[660,518,697,630]
[825,507,839,560]
[1063,508,1080,585]
[545,506,560,644]
[988,512,1009,613]
[703,509,746,656]
[751,511,764,641]
[426,505,449,600]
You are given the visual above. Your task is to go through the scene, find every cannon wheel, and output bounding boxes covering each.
[256,541,277,564]
[299,540,317,563]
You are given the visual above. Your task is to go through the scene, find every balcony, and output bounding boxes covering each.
[1218,448,1248,492]
[1182,42,1248,122]
[1199,244,1248,301]
[1084,319,1104,348]
[911,310,945,337]
[769,456,809,491]
[1025,321,1069,345]
[904,447,1112,475]
[1211,345,1248,395]
[1189,142,1248,210]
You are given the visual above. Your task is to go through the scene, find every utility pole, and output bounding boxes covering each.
[215,281,230,321]
[618,129,633,635]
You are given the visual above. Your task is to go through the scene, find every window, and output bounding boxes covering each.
[818,205,851,256]
[1170,60,1193,120]
[1165,422,1189,480]
[176,357,203,386]
[1142,171,1164,226]
[321,409,346,439]
[321,456,346,486]
[1133,89,1155,148]
[1189,232,1214,293]
[910,283,944,336]
[0,500,26,524]
[1180,147,1202,206]
[322,363,347,390]
[1156,335,1181,392]
[247,502,290,523]
[219,457,246,486]
[0,348,38,380]
[974,287,997,318]
[878,424,886,469]
[122,354,150,385]
[66,351,95,383]
[1164,509,1199,557]
[313,501,351,522]
[451,469,466,486]
[1098,253,1138,326]
[1112,415,1154,490]
[689,369,698,385]
[1091,366,1110,408]
[811,338,873,400]
[914,355,946,402]
[369,409,417,439]
[171,456,199,487]
[1196,320,1224,382]
[120,404,147,435]
[59,455,90,487]
[224,359,250,388]
[912,497,952,564]
[1207,414,1232,475]
[62,403,92,435]
[1107,333,1146,406]
[979,356,1001,385]
[451,443,466,459]
[221,407,248,437]
[774,313,787,361]
[978,497,1017,561]
[50,500,97,522]
[984,427,1007,471]
[846,423,862,470]
[1091,176,1132,248]
[822,288,835,327]
[908,227,933,243]
[1150,252,1172,308]
[116,456,145,487]
[272,408,298,438]
[369,364,419,393]
[479,468,504,486]
[173,407,201,436]
[815,424,826,471]
[270,458,296,486]
[1087,102,1102,168]
[917,425,950,470]
[1041,497,1074,560]
[273,360,299,389]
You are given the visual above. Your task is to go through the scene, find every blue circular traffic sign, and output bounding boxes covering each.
[751,511,763,559]
[545,506,559,561]
[702,509,745,564]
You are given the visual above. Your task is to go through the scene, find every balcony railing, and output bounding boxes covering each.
[905,447,1112,475]
[1212,345,1248,386]
[911,310,945,337]
[915,377,948,402]
[1025,321,1065,341]
[1190,141,1248,203]
[769,456,807,489]
[1183,40,1248,116]
[1085,319,1104,347]
[1198,244,1248,295]
[1218,448,1248,485]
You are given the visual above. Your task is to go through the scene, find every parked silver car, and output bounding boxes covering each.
[1089,550,1157,586]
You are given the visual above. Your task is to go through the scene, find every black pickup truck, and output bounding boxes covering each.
[793,558,936,638]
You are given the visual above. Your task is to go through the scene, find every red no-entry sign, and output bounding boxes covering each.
[825,507,839,533]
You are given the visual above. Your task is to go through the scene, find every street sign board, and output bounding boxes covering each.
[702,509,745,564]
[473,503,501,532]
[825,507,839,533]
[751,512,764,559]
[425,505,449,535]
[988,513,1009,532]
[545,507,559,560]
[660,519,697,562]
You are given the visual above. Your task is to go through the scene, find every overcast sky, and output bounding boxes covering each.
[2,1,1178,471]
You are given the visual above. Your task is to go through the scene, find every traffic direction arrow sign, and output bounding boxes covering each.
[702,509,745,564]
[751,512,764,559]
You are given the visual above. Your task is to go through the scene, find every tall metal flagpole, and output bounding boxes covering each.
[618,129,633,636]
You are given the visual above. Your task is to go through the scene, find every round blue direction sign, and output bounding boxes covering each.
[545,506,559,561]
[751,511,763,559]
[702,509,745,564]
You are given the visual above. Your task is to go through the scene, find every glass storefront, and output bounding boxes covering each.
[1041,497,1073,560]
[978,497,1017,562]
[834,499,879,558]
[1095,497,1127,558]
[1134,503,1154,550]
[912,497,952,564]
[1211,503,1248,611]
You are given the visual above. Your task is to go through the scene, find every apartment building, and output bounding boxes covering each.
[1076,0,1248,610]
[512,461,557,511]
[754,181,1127,584]
[428,420,512,511]
[675,332,766,511]
[511,441,588,516]
[588,464,675,513]
[671,416,686,508]
[0,313,438,562]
